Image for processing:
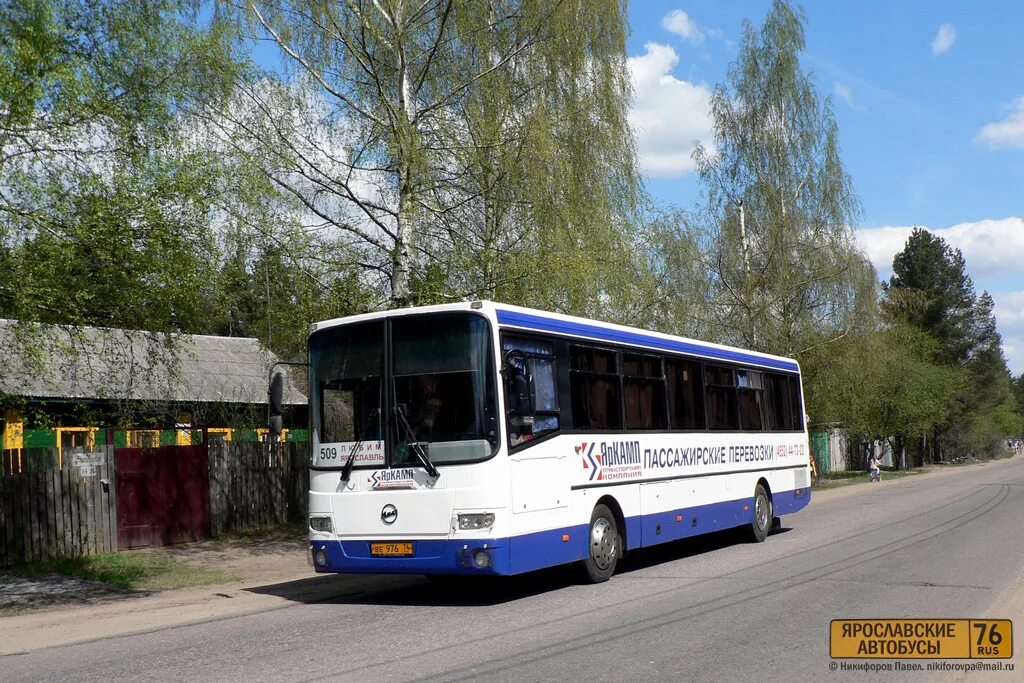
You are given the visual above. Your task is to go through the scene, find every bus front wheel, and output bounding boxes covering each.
[582,504,620,583]
[747,484,771,543]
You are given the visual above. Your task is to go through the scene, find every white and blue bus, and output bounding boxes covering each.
[307,301,811,582]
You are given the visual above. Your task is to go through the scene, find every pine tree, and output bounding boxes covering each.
[886,229,1018,458]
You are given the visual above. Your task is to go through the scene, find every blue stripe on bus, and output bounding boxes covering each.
[309,488,810,576]
[495,309,800,372]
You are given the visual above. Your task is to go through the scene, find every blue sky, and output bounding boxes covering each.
[626,1,1024,374]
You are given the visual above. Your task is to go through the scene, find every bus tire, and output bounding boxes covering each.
[747,484,771,543]
[582,504,620,583]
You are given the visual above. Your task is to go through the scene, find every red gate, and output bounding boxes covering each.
[115,444,211,549]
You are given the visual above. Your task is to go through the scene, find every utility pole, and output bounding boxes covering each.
[264,252,272,348]
[738,198,757,348]
[738,199,751,277]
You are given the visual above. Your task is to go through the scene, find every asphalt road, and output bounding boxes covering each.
[5,457,1024,682]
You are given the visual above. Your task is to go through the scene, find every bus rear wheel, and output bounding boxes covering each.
[582,504,620,583]
[747,484,771,543]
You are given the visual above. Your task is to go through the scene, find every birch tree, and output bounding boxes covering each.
[691,0,876,357]
[233,0,641,308]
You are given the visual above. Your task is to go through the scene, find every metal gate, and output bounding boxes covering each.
[115,444,210,549]
[810,430,830,475]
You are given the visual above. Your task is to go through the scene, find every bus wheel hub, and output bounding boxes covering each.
[591,518,616,570]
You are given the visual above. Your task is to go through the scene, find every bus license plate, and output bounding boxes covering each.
[371,542,414,556]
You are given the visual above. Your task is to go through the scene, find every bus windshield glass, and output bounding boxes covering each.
[391,313,497,465]
[309,313,497,469]
[310,320,385,469]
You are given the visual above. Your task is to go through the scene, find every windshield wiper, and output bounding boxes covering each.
[340,407,380,485]
[394,404,440,479]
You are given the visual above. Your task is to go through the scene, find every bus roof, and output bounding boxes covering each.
[312,301,800,373]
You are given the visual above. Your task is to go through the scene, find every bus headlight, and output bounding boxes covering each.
[457,513,495,530]
[309,516,333,533]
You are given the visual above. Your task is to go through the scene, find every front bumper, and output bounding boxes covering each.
[309,538,510,575]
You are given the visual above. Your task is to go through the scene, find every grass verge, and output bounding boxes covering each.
[3,552,237,591]
[813,467,924,489]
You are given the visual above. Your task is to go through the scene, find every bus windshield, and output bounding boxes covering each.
[309,313,497,469]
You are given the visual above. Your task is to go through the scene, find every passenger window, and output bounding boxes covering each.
[737,370,764,431]
[623,354,666,430]
[502,337,559,446]
[666,358,704,429]
[789,377,804,431]
[705,365,738,430]
[570,346,622,430]
[765,373,791,430]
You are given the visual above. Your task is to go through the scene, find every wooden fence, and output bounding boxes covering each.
[0,440,308,566]
[0,447,117,566]
[208,440,308,537]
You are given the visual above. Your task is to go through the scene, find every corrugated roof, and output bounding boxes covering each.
[0,319,306,405]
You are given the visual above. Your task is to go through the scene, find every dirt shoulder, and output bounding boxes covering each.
[0,529,324,656]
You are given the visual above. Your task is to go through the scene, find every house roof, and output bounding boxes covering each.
[0,319,306,405]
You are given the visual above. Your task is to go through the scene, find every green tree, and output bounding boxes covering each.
[0,0,240,331]
[0,1,260,411]
[1012,373,1024,441]
[809,322,959,468]
[886,230,1018,459]
[691,0,876,359]
[948,292,1019,456]
[629,208,717,340]
[435,0,643,317]
[686,0,877,428]
[205,222,373,360]
[886,227,977,366]
[229,0,642,310]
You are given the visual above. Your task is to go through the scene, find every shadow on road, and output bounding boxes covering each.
[245,564,581,607]
[244,525,792,608]
[619,525,791,574]
[0,575,151,616]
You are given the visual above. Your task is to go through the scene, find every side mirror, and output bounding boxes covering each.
[268,415,283,436]
[268,372,284,435]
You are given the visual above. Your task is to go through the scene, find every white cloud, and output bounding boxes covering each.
[993,291,1024,331]
[662,10,705,45]
[628,42,715,178]
[993,291,1024,375]
[1004,342,1023,377]
[856,217,1024,280]
[976,96,1024,149]
[833,81,863,110]
[931,23,956,56]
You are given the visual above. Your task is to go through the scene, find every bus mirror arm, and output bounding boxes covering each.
[513,374,534,418]
[503,350,535,419]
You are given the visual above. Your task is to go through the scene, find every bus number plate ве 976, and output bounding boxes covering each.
[371,542,414,556]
